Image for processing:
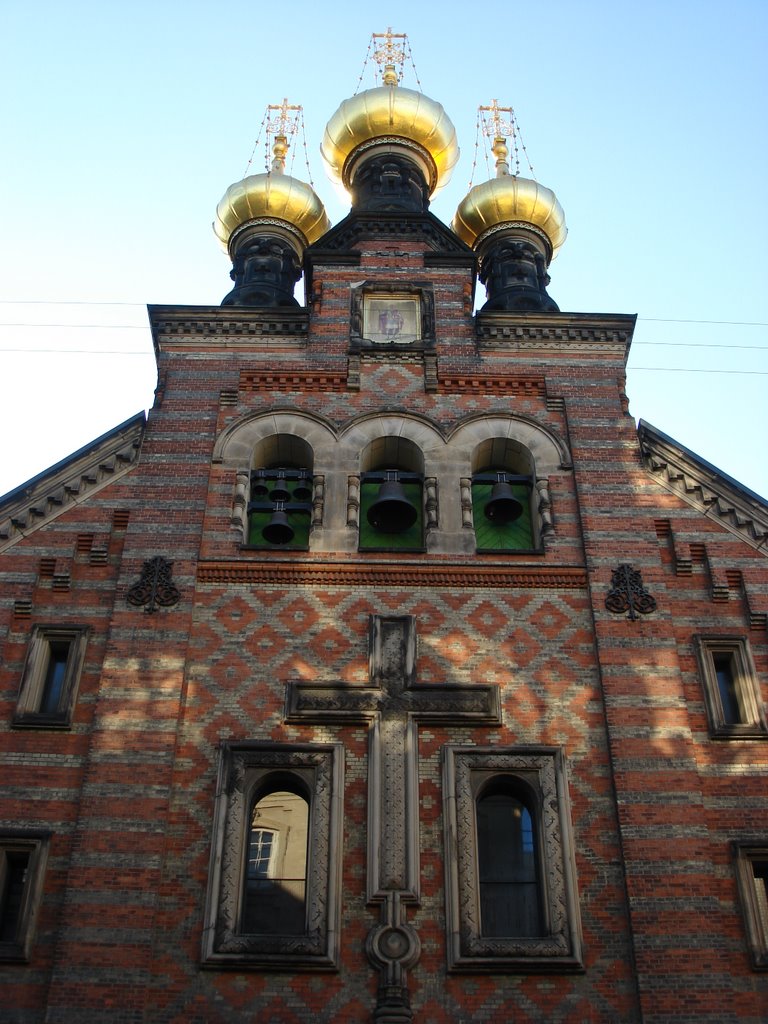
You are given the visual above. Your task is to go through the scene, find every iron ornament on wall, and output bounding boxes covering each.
[127,556,180,613]
[605,564,657,620]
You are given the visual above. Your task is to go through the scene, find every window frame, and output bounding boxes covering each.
[0,831,51,962]
[201,742,343,971]
[12,625,89,729]
[734,842,768,969]
[442,745,584,972]
[694,635,767,739]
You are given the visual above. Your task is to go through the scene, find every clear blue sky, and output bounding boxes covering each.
[1,0,766,498]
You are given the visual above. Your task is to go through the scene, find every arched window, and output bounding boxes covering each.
[476,782,543,937]
[471,438,535,552]
[247,435,313,550]
[359,437,424,551]
[242,786,309,935]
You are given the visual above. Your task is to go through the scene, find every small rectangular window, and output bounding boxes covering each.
[13,626,89,728]
[734,843,768,969]
[695,636,766,738]
[0,833,50,962]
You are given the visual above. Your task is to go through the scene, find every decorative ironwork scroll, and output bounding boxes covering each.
[605,564,657,620]
[126,556,180,613]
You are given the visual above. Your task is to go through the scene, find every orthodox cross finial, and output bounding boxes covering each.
[372,26,407,84]
[473,99,536,181]
[265,98,302,173]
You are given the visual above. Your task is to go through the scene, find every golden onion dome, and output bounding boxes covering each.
[214,159,330,255]
[452,132,566,259]
[452,174,567,258]
[321,84,459,196]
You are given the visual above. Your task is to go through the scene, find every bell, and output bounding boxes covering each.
[367,473,418,533]
[262,503,295,545]
[269,473,291,503]
[484,476,524,524]
[251,471,270,498]
[292,472,313,503]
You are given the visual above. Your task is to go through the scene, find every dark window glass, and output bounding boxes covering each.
[242,791,308,936]
[39,642,70,715]
[714,652,741,724]
[477,791,542,937]
[0,852,29,943]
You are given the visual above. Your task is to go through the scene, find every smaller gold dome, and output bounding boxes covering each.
[452,175,567,258]
[321,85,459,195]
[214,172,331,254]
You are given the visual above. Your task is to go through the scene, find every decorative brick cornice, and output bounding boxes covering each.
[476,311,635,358]
[197,559,587,589]
[239,370,348,393]
[438,375,546,398]
[639,420,768,554]
[148,304,309,354]
[306,210,471,256]
[0,414,145,553]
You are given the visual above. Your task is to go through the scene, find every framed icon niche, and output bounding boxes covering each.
[350,282,435,351]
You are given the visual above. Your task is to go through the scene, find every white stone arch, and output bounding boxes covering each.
[336,413,448,548]
[337,412,446,471]
[213,409,339,548]
[447,414,571,549]
[212,409,338,467]
[448,414,571,477]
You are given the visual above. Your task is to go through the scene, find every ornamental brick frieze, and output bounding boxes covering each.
[239,369,348,393]
[196,560,587,590]
[437,374,546,398]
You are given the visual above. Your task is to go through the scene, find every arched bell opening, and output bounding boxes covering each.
[471,438,536,552]
[359,437,425,551]
[247,435,314,549]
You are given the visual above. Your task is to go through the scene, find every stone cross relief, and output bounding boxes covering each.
[286,615,501,1024]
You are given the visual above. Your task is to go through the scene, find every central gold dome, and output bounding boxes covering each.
[321,85,459,196]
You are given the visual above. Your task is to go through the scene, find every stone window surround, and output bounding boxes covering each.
[442,745,584,972]
[217,410,570,555]
[201,742,344,971]
[12,624,90,729]
[733,841,768,969]
[694,635,767,739]
[0,830,51,963]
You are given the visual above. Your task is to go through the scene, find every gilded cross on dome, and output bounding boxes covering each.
[479,98,515,141]
[265,98,302,138]
[372,26,407,84]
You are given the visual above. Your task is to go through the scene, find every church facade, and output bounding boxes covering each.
[1,40,767,1024]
